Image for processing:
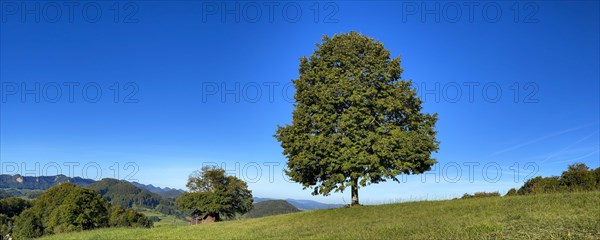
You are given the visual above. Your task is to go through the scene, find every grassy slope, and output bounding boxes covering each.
[138,209,189,226]
[44,191,600,239]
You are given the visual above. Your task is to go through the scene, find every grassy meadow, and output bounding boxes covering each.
[137,209,189,227]
[42,191,600,239]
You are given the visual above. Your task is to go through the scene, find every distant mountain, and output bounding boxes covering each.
[0,174,183,199]
[129,182,184,199]
[0,174,94,190]
[253,197,276,202]
[244,200,300,219]
[285,199,343,210]
[253,197,342,210]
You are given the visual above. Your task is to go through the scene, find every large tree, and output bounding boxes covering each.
[176,166,253,222]
[275,31,439,206]
[12,183,110,238]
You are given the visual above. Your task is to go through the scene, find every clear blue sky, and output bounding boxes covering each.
[1,1,598,204]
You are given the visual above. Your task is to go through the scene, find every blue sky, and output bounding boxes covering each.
[1,1,598,204]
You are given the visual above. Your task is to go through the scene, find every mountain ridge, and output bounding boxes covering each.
[0,174,342,210]
[0,174,183,199]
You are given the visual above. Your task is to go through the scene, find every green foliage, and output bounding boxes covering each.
[176,166,253,221]
[518,176,562,194]
[86,178,185,221]
[10,183,109,238]
[594,167,600,186]
[0,197,31,217]
[39,183,110,234]
[243,200,300,219]
[87,179,168,210]
[108,206,153,228]
[12,208,43,239]
[0,197,32,238]
[517,163,599,195]
[461,192,501,199]
[560,163,596,190]
[505,188,518,196]
[275,32,439,204]
[0,214,11,239]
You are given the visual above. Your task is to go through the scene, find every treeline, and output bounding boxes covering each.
[1,183,152,239]
[461,163,600,199]
[460,192,501,199]
[507,163,600,196]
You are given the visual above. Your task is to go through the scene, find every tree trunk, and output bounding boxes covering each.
[351,178,360,206]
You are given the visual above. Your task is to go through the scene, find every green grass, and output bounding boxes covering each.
[43,191,600,239]
[137,209,189,227]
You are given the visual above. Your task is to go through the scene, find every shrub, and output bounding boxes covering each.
[559,163,596,191]
[461,192,501,199]
[516,163,600,195]
[505,188,518,196]
[109,206,153,228]
[518,176,562,195]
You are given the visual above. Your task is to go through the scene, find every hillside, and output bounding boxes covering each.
[84,178,188,224]
[130,182,184,199]
[43,191,600,239]
[86,179,167,209]
[243,200,301,219]
[253,197,342,210]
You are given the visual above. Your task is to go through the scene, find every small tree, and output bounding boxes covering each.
[275,32,439,205]
[560,163,595,191]
[108,206,153,228]
[176,166,253,222]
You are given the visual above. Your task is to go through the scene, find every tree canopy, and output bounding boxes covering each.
[275,31,439,205]
[10,183,152,239]
[176,166,253,221]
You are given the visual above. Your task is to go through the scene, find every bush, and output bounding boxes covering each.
[560,163,596,191]
[109,206,153,228]
[461,192,501,199]
[516,163,600,195]
[505,188,518,196]
[518,176,562,195]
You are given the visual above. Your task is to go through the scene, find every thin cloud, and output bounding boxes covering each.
[489,122,599,157]
[541,130,599,163]
[549,150,600,165]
